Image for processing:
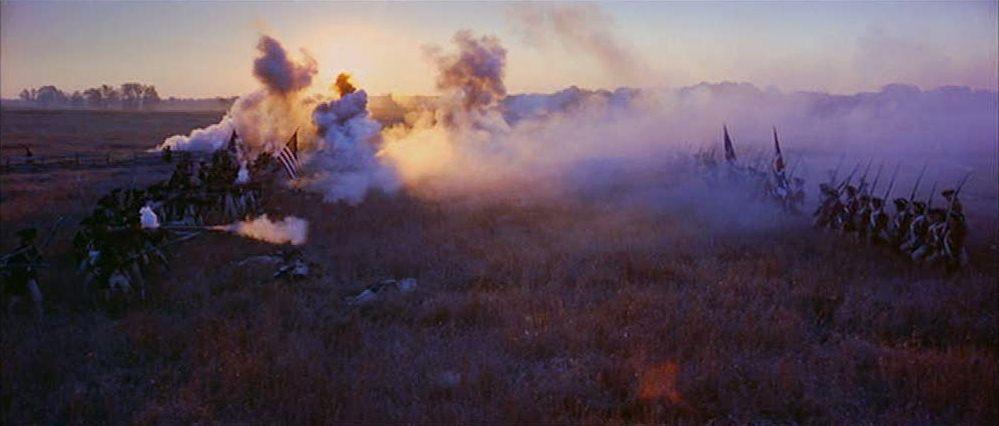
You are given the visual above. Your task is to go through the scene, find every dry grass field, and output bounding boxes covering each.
[1,110,997,423]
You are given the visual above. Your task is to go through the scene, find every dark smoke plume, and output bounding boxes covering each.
[253,35,318,95]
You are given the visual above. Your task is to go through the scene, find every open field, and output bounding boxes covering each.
[2,110,998,423]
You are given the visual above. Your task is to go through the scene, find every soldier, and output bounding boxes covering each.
[853,194,873,240]
[941,189,963,214]
[868,197,890,244]
[889,198,913,248]
[838,185,860,232]
[813,183,841,228]
[2,228,45,317]
[911,208,946,262]
[940,211,969,270]
[900,201,929,253]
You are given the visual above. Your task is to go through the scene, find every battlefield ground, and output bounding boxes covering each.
[2,108,998,423]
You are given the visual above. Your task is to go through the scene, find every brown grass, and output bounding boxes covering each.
[2,111,997,423]
[3,185,997,424]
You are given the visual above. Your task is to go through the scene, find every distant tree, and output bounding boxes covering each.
[35,85,68,106]
[83,88,104,108]
[100,84,119,108]
[70,91,85,107]
[141,85,161,109]
[120,82,144,109]
[18,88,33,102]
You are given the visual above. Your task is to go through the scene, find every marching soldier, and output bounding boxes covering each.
[911,208,946,262]
[813,183,841,228]
[889,198,913,247]
[900,201,929,253]
[868,197,890,244]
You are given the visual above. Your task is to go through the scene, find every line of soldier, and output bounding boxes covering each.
[2,131,295,314]
[696,126,807,213]
[813,161,970,271]
[71,132,267,301]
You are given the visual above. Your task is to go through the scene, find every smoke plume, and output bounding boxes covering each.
[158,36,318,155]
[306,73,399,204]
[212,214,309,245]
[253,35,318,96]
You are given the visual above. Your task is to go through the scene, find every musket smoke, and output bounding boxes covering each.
[158,36,318,155]
[211,215,309,246]
[253,35,318,96]
[307,73,399,204]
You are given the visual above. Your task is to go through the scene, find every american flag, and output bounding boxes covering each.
[276,130,300,180]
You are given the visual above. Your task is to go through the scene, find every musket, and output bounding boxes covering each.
[868,161,885,195]
[883,163,901,200]
[909,163,928,201]
[837,162,862,191]
[856,158,874,194]
[829,155,845,184]
[926,181,938,209]
[944,172,973,216]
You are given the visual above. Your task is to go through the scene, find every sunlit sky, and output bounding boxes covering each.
[1,1,996,98]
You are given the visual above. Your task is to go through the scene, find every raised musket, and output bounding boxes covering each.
[883,163,901,199]
[829,155,845,184]
[868,161,885,195]
[926,181,938,209]
[856,159,874,193]
[944,172,973,216]
[909,163,928,201]
[837,162,862,191]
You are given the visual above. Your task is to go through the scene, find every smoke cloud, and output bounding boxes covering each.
[158,36,318,155]
[213,214,309,245]
[253,35,318,95]
[510,4,655,85]
[306,73,399,204]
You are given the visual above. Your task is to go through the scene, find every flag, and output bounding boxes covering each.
[772,126,785,173]
[722,125,736,162]
[277,130,300,179]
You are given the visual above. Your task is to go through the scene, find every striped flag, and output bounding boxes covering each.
[276,130,300,179]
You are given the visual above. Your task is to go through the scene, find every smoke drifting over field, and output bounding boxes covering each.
[212,215,309,245]
[158,30,997,209]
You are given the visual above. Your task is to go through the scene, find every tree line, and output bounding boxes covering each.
[17,83,161,109]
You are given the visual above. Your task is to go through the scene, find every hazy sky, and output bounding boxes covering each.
[1,1,996,98]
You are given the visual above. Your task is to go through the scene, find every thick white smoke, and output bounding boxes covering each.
[158,36,318,156]
[212,214,309,246]
[305,76,399,204]
[381,30,996,205]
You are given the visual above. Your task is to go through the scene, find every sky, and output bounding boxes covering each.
[1,1,997,98]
